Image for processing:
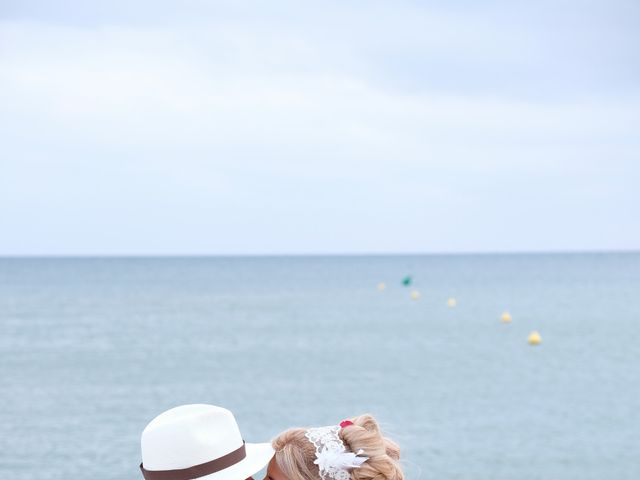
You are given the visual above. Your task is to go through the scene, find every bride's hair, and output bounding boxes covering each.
[271,414,403,480]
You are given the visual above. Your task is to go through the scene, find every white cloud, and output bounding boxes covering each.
[0,9,639,254]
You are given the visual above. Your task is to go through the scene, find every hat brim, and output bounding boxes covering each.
[199,442,274,480]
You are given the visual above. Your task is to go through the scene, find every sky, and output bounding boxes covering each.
[1,0,639,255]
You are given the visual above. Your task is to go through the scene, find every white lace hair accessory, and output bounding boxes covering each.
[305,425,369,480]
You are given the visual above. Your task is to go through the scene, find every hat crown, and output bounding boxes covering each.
[141,404,244,471]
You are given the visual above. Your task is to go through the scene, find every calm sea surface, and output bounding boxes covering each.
[0,254,639,480]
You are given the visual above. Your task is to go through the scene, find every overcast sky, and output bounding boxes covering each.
[1,0,639,255]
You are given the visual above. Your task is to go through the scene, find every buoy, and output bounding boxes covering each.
[377,282,386,291]
[527,331,542,346]
[410,290,421,300]
[447,297,456,307]
[402,275,412,287]
[500,311,512,323]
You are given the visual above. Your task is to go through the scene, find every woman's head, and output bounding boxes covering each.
[267,415,402,480]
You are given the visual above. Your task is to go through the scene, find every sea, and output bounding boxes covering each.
[0,253,638,480]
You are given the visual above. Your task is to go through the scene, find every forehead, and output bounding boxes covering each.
[267,456,288,480]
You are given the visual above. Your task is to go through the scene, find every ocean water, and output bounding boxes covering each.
[0,254,639,480]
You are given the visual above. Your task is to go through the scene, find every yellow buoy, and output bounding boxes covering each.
[377,282,386,291]
[527,331,542,346]
[447,297,456,307]
[410,290,421,300]
[500,311,512,323]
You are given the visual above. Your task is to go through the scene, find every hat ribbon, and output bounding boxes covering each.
[140,441,246,480]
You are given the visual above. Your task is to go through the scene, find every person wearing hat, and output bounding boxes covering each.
[140,404,274,480]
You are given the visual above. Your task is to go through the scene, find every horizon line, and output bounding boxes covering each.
[1,248,639,259]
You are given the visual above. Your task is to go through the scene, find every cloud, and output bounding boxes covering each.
[0,2,639,254]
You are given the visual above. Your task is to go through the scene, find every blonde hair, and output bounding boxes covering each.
[271,414,403,480]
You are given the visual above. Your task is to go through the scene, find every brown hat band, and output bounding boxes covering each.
[140,442,247,480]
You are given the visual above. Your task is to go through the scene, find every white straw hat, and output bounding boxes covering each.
[140,404,274,480]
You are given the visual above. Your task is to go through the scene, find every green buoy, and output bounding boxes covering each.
[402,275,412,286]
